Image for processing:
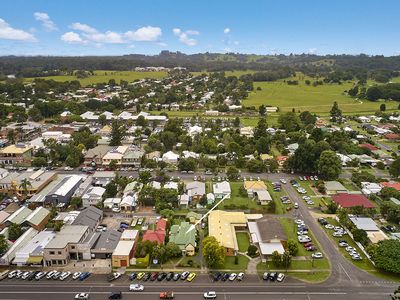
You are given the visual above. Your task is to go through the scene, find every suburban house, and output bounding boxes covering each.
[361,182,382,195]
[162,151,180,164]
[244,181,268,197]
[92,171,115,187]
[248,217,287,260]
[381,182,400,191]
[240,127,254,138]
[44,175,83,207]
[84,145,112,167]
[349,217,388,243]
[43,225,91,266]
[332,193,375,209]
[185,181,206,202]
[0,144,33,166]
[169,221,197,256]
[325,181,348,195]
[112,229,139,267]
[122,149,144,167]
[142,219,167,244]
[213,181,231,199]
[208,210,262,256]
[82,186,105,207]
[102,146,129,166]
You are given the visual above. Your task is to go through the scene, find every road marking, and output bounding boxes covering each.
[339,263,351,281]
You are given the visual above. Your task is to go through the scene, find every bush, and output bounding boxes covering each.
[135,254,150,268]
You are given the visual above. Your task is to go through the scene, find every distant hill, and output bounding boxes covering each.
[1,51,400,76]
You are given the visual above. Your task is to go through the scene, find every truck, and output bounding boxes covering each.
[159,291,174,299]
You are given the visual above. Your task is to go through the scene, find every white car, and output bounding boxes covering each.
[112,207,121,213]
[21,271,31,280]
[334,226,343,231]
[46,271,57,279]
[280,179,287,184]
[129,284,144,291]
[7,270,18,279]
[298,235,311,243]
[339,241,348,247]
[277,273,285,282]
[59,271,71,280]
[294,219,304,225]
[294,202,299,209]
[204,291,217,299]
[72,272,82,280]
[237,272,244,281]
[333,232,343,237]
[312,252,323,259]
[75,293,89,300]
[229,273,237,281]
[35,271,47,280]
[325,224,334,229]
[345,246,356,252]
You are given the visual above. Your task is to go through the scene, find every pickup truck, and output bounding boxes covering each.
[160,291,174,299]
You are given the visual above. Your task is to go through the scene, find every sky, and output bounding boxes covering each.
[0,0,400,56]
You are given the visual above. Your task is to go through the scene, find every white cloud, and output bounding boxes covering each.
[224,28,230,34]
[61,31,84,44]
[70,22,97,34]
[0,18,36,41]
[156,42,167,47]
[125,26,162,41]
[34,12,57,31]
[308,48,317,54]
[173,28,199,46]
[85,31,124,44]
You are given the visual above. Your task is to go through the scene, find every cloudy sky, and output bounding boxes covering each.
[0,0,399,56]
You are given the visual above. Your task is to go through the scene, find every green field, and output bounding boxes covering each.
[25,70,167,86]
[244,77,399,113]
[236,232,251,252]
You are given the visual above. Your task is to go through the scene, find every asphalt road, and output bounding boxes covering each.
[0,274,395,300]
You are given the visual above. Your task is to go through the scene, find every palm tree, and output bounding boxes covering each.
[19,178,32,196]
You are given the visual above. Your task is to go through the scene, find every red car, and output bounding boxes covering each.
[160,291,174,299]
[303,242,314,248]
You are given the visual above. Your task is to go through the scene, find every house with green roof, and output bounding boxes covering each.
[169,221,197,256]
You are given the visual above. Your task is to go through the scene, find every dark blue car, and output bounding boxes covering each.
[79,272,91,281]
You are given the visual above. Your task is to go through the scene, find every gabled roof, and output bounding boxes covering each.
[72,206,103,230]
[169,221,196,249]
[24,207,50,226]
[142,219,167,244]
[381,182,400,191]
[5,206,32,225]
[244,181,267,191]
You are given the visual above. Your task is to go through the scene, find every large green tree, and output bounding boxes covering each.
[202,236,225,268]
[389,158,400,178]
[318,150,342,180]
[369,240,400,274]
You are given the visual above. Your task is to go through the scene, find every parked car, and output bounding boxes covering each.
[107,272,121,282]
[262,272,269,280]
[339,241,348,247]
[298,235,311,243]
[142,272,151,281]
[333,231,343,237]
[204,291,217,299]
[237,272,244,281]
[180,271,189,280]
[21,271,31,280]
[59,271,71,281]
[187,272,196,282]
[35,271,47,280]
[212,272,221,282]
[46,271,57,279]
[52,271,61,280]
[172,273,181,281]
[157,272,167,281]
[129,284,144,291]
[229,273,237,281]
[325,224,334,229]
[150,272,159,281]
[79,272,90,281]
[75,293,89,300]
[129,272,137,281]
[268,272,278,281]
[166,272,174,281]
[312,252,323,259]
[277,273,285,282]
[221,273,230,281]
[72,272,82,280]
[136,272,145,280]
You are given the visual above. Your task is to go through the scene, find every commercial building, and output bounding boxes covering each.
[111,229,139,267]
[45,175,83,206]
[22,207,51,231]
[72,206,103,231]
[208,210,262,256]
[43,225,90,266]
[349,217,388,243]
[91,230,122,259]
[0,144,33,166]
[332,193,375,209]
[0,228,38,265]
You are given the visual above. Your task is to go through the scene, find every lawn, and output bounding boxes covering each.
[25,70,167,86]
[222,254,250,270]
[287,271,330,283]
[243,76,399,113]
[236,232,251,253]
[219,181,264,210]
[257,259,329,271]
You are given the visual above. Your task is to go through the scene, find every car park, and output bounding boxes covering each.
[237,272,244,281]
[277,273,285,282]
[75,293,89,300]
[130,284,144,291]
[204,291,217,299]
[312,252,323,259]
[187,272,196,282]
[108,292,122,299]
[60,271,71,280]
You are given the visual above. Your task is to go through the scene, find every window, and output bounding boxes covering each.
[71,246,75,250]
[57,260,62,265]
[49,251,55,255]
[58,251,62,255]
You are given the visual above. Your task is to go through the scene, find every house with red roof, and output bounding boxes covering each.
[142,218,167,244]
[384,133,400,141]
[381,182,400,191]
[359,143,378,151]
[276,156,288,167]
[332,193,375,209]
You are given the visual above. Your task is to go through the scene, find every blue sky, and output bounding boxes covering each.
[0,0,399,56]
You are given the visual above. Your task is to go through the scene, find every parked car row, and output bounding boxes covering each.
[299,175,318,181]
[302,195,314,206]
[272,182,282,192]
[280,196,292,205]
[211,272,244,282]
[7,270,91,281]
[296,219,312,244]
[130,271,196,282]
[262,272,285,282]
